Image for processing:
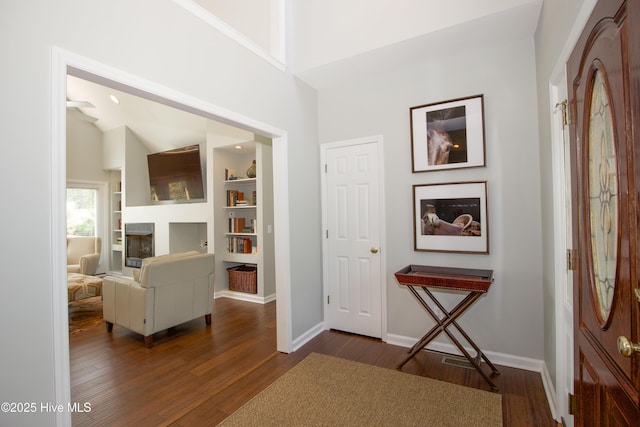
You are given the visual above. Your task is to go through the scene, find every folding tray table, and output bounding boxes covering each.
[394,264,500,391]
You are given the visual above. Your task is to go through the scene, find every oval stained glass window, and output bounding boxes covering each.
[588,69,618,323]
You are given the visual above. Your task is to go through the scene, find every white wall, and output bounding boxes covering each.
[0,0,595,423]
[195,0,273,53]
[318,36,545,359]
[66,115,109,183]
[122,128,152,208]
[293,0,540,74]
[66,113,111,275]
[0,0,319,425]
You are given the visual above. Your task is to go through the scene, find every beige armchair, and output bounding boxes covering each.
[102,251,214,348]
[67,236,102,275]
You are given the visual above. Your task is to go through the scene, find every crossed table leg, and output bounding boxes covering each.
[396,285,500,391]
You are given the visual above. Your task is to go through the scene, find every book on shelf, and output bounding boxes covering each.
[226,190,245,206]
[229,217,246,233]
[228,218,256,233]
[250,191,257,206]
[226,236,255,254]
[225,168,237,180]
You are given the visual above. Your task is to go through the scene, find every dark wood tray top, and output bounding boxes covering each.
[394,265,493,293]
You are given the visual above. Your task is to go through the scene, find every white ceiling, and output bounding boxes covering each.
[66,1,543,152]
[295,0,543,89]
[67,75,211,154]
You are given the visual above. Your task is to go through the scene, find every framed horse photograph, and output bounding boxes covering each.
[413,181,489,254]
[410,94,486,173]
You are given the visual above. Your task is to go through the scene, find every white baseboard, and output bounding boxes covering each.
[215,291,276,304]
[540,362,558,421]
[254,322,559,421]
[386,333,556,419]
[290,328,550,372]
[386,333,545,371]
[292,322,325,352]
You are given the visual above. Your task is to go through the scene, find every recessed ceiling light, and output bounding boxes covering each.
[235,145,243,149]
[110,94,120,104]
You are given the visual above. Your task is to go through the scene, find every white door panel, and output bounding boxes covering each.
[325,140,382,338]
[552,73,574,426]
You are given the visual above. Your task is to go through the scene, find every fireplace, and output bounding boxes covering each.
[125,223,154,268]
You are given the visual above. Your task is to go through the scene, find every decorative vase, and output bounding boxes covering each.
[246,160,256,178]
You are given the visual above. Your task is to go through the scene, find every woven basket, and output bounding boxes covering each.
[227,265,257,294]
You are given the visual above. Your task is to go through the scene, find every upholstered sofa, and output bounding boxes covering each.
[67,236,102,275]
[102,251,215,347]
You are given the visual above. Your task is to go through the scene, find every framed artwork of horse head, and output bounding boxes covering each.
[410,95,486,173]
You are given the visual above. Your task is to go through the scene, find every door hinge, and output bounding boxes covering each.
[325,164,327,173]
[567,249,578,271]
[568,393,576,415]
[327,295,330,304]
[556,100,572,126]
[326,229,329,238]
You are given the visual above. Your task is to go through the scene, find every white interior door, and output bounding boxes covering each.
[322,137,383,338]
[552,78,574,425]
[560,107,575,427]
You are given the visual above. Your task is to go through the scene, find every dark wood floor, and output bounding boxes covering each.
[69,297,556,426]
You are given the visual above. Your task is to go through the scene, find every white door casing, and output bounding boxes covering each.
[51,47,294,426]
[551,77,574,426]
[321,136,385,339]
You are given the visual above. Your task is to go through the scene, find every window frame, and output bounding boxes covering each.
[66,180,109,243]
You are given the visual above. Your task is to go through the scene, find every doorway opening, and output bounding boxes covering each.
[52,47,292,423]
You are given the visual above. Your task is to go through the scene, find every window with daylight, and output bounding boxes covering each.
[66,188,97,236]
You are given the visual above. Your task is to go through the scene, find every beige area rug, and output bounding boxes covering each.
[68,296,103,335]
[220,352,502,426]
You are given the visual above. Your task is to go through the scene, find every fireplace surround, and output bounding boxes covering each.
[125,223,154,268]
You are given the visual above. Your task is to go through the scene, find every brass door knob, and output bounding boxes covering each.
[617,336,640,357]
[370,246,379,254]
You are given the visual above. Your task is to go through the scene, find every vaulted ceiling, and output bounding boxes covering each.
[66,0,542,153]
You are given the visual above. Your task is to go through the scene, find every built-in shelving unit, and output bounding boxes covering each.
[213,141,275,302]
[110,171,123,273]
[112,192,122,250]
[224,177,257,262]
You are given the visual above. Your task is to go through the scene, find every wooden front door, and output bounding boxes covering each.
[568,0,640,424]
